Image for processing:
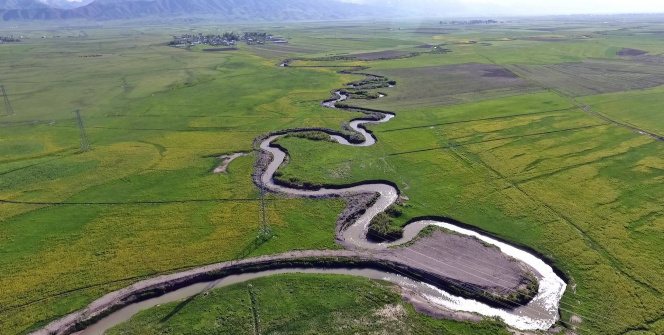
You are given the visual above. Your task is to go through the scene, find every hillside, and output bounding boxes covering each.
[0,0,391,21]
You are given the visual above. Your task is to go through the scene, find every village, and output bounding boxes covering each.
[169,31,288,48]
[0,35,22,44]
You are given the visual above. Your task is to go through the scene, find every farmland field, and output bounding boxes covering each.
[1,16,664,335]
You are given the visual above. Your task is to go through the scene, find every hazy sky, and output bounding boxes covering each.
[343,0,664,15]
[460,0,664,14]
[61,0,664,15]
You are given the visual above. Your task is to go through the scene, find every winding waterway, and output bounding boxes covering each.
[259,88,566,330]
[35,72,566,335]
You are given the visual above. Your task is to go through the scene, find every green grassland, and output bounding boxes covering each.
[2,17,664,335]
[578,85,664,136]
[269,21,664,335]
[0,24,361,333]
[107,274,511,335]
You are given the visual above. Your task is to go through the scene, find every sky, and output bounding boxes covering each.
[58,0,664,16]
[342,0,664,16]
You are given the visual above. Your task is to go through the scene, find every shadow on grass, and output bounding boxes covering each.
[235,232,275,260]
[159,281,217,323]
[158,233,275,323]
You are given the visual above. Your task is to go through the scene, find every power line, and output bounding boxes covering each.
[1,85,14,116]
[73,110,91,152]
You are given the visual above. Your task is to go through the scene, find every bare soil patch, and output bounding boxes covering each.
[401,288,483,322]
[616,48,648,56]
[383,230,536,297]
[374,304,406,321]
[213,152,248,174]
[351,63,540,110]
[483,68,520,78]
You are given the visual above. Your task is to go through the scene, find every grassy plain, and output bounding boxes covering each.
[269,19,664,335]
[0,23,362,333]
[578,85,664,136]
[107,274,510,335]
[1,17,664,335]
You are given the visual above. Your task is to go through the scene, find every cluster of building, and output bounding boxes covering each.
[170,32,288,48]
[170,33,234,47]
[0,35,21,44]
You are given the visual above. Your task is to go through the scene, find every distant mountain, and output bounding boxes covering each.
[0,0,63,20]
[0,0,392,21]
[0,0,50,9]
[45,0,94,9]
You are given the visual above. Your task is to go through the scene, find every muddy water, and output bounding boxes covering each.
[77,268,434,335]
[80,264,561,334]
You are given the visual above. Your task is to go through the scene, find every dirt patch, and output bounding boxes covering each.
[202,48,238,52]
[213,153,248,174]
[616,48,648,56]
[335,193,379,240]
[374,304,407,321]
[399,287,482,323]
[352,63,539,110]
[415,44,435,49]
[383,230,537,299]
[482,68,520,78]
[350,50,413,61]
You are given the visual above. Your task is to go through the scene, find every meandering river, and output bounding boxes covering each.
[37,74,566,335]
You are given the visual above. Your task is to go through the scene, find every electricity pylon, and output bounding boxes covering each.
[1,85,14,116]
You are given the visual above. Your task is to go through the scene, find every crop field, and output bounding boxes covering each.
[2,17,664,335]
[578,85,664,136]
[510,58,664,97]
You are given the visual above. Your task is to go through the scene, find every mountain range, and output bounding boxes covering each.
[0,0,409,21]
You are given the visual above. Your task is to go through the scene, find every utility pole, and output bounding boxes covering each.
[257,179,272,241]
[74,110,91,152]
[1,85,14,116]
